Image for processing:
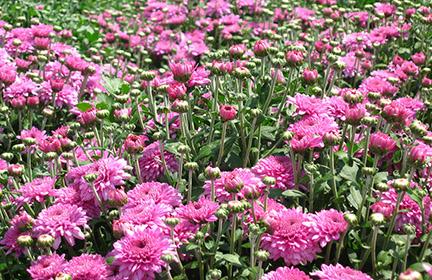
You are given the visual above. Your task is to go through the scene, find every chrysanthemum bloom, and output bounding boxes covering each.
[112,227,174,280]
[409,142,432,165]
[253,39,270,57]
[118,200,171,234]
[261,266,311,280]
[125,182,181,209]
[63,253,111,280]
[138,142,178,182]
[371,186,429,235]
[369,132,397,155]
[17,127,46,153]
[27,253,67,280]
[66,157,131,205]
[288,94,327,116]
[176,197,218,225]
[261,208,321,266]
[310,209,348,247]
[34,203,88,249]
[16,177,56,206]
[203,168,263,202]
[311,264,373,280]
[167,81,187,100]
[219,105,237,121]
[252,156,295,190]
[124,134,146,154]
[65,55,89,72]
[0,212,34,256]
[302,68,318,84]
[169,60,195,83]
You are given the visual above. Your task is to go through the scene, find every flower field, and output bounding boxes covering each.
[0,0,432,279]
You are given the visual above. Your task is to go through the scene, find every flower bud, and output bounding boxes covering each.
[161,253,175,264]
[255,250,270,261]
[184,162,198,171]
[262,176,276,186]
[8,164,24,176]
[370,213,385,225]
[215,208,229,219]
[1,152,14,161]
[36,234,54,248]
[165,217,180,227]
[209,269,222,280]
[399,269,423,280]
[55,273,72,280]
[96,109,110,119]
[228,200,244,213]
[344,212,358,226]
[12,144,25,152]
[219,105,237,122]
[362,167,376,176]
[205,166,221,180]
[84,173,98,183]
[375,182,389,192]
[392,178,409,191]
[17,234,33,247]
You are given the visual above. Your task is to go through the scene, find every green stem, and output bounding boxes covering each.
[419,229,432,262]
[187,169,193,203]
[216,122,228,167]
[383,191,405,250]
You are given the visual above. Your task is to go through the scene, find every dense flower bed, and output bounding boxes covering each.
[0,0,432,279]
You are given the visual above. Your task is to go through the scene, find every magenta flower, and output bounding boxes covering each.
[310,209,348,247]
[112,227,174,280]
[252,156,295,190]
[64,253,111,279]
[311,264,373,280]
[138,142,178,182]
[261,208,321,266]
[175,197,219,224]
[34,203,88,249]
[261,266,311,280]
[369,132,397,155]
[126,182,181,209]
[27,253,66,280]
[0,212,34,256]
[15,176,56,206]
[169,60,195,83]
[219,105,237,121]
[203,168,263,202]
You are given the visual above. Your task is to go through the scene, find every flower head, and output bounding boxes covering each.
[311,264,373,280]
[27,253,66,280]
[34,203,88,249]
[112,227,174,280]
[64,253,111,280]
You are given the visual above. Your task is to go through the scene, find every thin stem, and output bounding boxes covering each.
[216,122,228,167]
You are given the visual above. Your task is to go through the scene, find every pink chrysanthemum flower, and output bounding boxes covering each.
[311,264,373,280]
[203,168,264,202]
[310,209,348,247]
[261,208,321,266]
[252,156,295,190]
[27,253,67,280]
[34,203,88,249]
[63,253,111,279]
[138,142,178,182]
[16,177,56,206]
[118,200,171,234]
[112,227,174,280]
[175,197,219,225]
[17,127,46,152]
[0,212,33,256]
[261,266,312,280]
[371,186,429,235]
[66,157,131,205]
[125,182,181,209]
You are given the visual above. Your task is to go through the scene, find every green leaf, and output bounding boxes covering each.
[76,102,92,112]
[102,76,122,95]
[347,186,362,209]
[222,253,242,266]
[282,189,306,198]
[339,163,359,181]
